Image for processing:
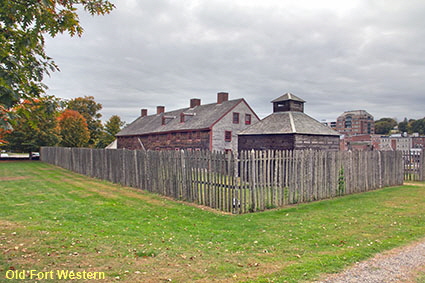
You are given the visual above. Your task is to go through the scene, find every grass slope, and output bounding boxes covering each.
[0,161,424,282]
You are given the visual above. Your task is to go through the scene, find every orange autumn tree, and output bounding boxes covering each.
[0,105,11,147]
[58,110,90,147]
[3,97,62,154]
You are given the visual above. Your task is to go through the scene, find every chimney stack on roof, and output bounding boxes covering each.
[217,92,229,104]
[157,106,165,115]
[190,98,201,108]
[141,109,148,117]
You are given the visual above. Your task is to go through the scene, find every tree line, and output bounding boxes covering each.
[1,0,116,155]
[0,96,125,155]
[375,117,425,135]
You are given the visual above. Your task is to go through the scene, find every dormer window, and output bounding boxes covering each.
[162,115,175,125]
[180,112,195,123]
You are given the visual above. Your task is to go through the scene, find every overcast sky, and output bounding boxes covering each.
[44,0,425,124]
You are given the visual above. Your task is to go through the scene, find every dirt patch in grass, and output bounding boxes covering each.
[81,180,172,207]
[404,182,425,187]
[0,176,29,181]
[0,220,21,229]
[0,220,40,269]
[111,253,289,282]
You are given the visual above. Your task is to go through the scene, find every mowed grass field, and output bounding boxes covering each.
[1,161,425,282]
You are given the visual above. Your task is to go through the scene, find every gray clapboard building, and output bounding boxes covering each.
[238,93,340,151]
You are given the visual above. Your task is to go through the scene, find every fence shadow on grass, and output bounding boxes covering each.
[41,147,407,214]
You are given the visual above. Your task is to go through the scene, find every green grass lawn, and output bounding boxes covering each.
[416,270,425,283]
[1,161,425,282]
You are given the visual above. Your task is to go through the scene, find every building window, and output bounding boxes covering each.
[233,112,240,124]
[245,114,252,125]
[345,116,352,128]
[225,131,232,142]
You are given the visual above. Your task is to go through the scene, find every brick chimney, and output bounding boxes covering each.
[190,98,201,108]
[217,92,229,104]
[157,106,165,114]
[141,109,148,117]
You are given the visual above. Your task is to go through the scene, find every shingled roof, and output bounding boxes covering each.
[239,111,340,136]
[271,93,305,103]
[117,99,245,136]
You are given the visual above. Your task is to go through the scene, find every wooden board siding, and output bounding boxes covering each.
[294,134,340,151]
[238,134,339,151]
[211,101,260,152]
[238,134,296,151]
[117,130,211,151]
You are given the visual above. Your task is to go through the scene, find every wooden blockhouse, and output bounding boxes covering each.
[238,93,340,151]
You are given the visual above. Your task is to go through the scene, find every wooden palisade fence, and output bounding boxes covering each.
[41,147,405,214]
[402,150,425,181]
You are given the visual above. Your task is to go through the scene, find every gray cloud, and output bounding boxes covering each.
[44,0,425,124]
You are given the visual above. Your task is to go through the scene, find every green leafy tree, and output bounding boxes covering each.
[398,117,409,133]
[375,118,397,135]
[0,0,114,110]
[410,118,425,135]
[4,96,61,154]
[58,109,90,147]
[97,115,125,148]
[67,96,103,147]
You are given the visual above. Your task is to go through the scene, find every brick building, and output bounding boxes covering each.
[238,93,340,151]
[336,110,374,136]
[340,134,379,151]
[340,134,425,151]
[116,92,259,152]
[412,137,425,149]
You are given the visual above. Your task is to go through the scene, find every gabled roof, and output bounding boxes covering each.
[117,99,245,136]
[239,111,340,136]
[271,93,305,103]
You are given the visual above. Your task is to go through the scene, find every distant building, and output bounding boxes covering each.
[336,110,374,136]
[238,93,340,151]
[321,120,337,129]
[340,133,425,151]
[412,137,425,149]
[106,139,117,149]
[340,134,381,151]
[116,92,259,152]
